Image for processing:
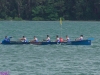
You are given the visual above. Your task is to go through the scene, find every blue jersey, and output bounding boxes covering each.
[2,37,12,43]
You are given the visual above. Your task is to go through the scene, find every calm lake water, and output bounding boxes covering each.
[0,21,100,75]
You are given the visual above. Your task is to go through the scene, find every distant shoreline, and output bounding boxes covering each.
[0,20,100,21]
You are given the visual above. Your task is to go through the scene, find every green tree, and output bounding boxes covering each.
[0,0,100,20]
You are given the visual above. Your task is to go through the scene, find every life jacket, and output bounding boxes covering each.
[60,38,64,42]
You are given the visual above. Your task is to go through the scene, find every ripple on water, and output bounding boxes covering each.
[0,21,100,75]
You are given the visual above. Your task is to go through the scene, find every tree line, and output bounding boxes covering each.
[0,0,100,21]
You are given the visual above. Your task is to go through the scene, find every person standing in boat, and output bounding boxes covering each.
[43,35,50,42]
[55,35,60,42]
[64,35,70,42]
[30,36,38,42]
[20,36,27,42]
[75,35,83,41]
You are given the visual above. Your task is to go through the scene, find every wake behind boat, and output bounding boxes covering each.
[1,40,91,45]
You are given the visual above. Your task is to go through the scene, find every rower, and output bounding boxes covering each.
[20,36,27,42]
[79,35,83,40]
[44,35,50,42]
[60,37,64,42]
[31,36,38,42]
[56,35,60,42]
[65,35,70,42]
[2,36,12,43]
[75,35,83,41]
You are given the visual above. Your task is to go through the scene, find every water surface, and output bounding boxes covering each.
[0,21,99,75]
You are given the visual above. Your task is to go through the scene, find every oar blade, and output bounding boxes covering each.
[88,38,94,40]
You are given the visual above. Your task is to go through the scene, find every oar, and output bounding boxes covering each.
[88,38,94,41]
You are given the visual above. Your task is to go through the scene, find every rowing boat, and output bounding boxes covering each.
[1,40,91,45]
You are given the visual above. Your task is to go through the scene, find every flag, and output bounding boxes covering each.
[60,17,62,25]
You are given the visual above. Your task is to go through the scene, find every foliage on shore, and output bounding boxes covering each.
[0,0,100,21]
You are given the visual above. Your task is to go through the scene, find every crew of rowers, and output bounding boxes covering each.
[2,35,83,43]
